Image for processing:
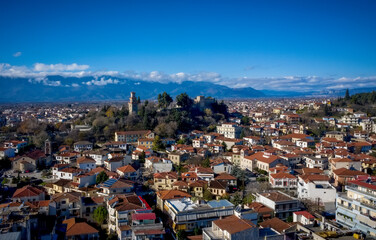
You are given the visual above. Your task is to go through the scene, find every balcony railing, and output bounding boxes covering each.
[337,203,353,211]
[360,200,376,211]
[347,186,376,200]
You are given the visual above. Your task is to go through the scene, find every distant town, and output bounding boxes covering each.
[1,90,376,240]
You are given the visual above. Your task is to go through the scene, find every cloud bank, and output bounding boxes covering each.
[1,62,376,92]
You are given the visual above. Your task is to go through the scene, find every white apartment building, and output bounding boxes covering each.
[82,150,109,166]
[256,191,300,220]
[336,177,376,237]
[305,155,328,170]
[297,175,336,204]
[216,123,242,139]
[340,115,359,126]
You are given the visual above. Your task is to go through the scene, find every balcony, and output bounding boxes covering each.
[336,215,354,227]
[337,203,353,211]
[360,200,376,211]
[356,213,376,228]
[337,193,353,202]
[346,186,376,200]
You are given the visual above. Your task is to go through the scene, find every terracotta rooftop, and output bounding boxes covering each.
[299,174,330,183]
[108,194,145,211]
[77,156,96,164]
[215,172,237,181]
[12,185,44,199]
[156,189,191,200]
[333,168,368,177]
[259,217,292,233]
[154,172,178,179]
[244,151,282,164]
[213,215,256,234]
[248,202,273,213]
[117,165,136,173]
[270,172,296,179]
[260,192,294,202]
[63,218,99,236]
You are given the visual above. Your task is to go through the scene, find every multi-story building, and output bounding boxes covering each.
[156,190,192,210]
[325,131,346,141]
[82,149,109,166]
[168,151,189,165]
[52,166,82,180]
[3,140,27,153]
[55,152,80,164]
[202,215,258,240]
[304,155,328,170]
[12,185,45,203]
[297,174,336,204]
[76,156,96,171]
[73,141,93,152]
[216,123,242,139]
[336,177,376,237]
[98,178,134,196]
[153,172,178,190]
[269,172,297,188]
[340,115,359,126]
[137,138,153,149]
[107,193,151,233]
[115,130,154,143]
[51,192,82,217]
[255,191,300,220]
[164,198,234,233]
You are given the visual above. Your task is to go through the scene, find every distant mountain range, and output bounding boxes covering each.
[0,76,373,102]
[0,76,265,102]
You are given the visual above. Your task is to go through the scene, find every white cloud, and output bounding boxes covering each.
[34,63,89,72]
[28,77,61,87]
[0,63,118,79]
[83,77,120,86]
[1,62,376,92]
[13,52,22,57]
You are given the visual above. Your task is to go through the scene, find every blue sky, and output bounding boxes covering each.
[1,0,376,91]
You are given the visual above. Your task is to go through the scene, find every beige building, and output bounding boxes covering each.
[12,156,36,172]
[216,123,242,139]
[153,172,178,190]
[115,130,154,143]
[168,152,189,165]
[325,131,346,141]
[336,178,376,237]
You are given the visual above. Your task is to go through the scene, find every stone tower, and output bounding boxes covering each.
[45,139,52,155]
[128,92,138,114]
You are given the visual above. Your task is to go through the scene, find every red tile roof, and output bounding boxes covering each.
[294,211,314,219]
[12,185,44,199]
[259,217,292,233]
[77,156,96,164]
[117,165,136,173]
[63,218,99,236]
[156,190,191,200]
[213,215,256,234]
[270,172,296,179]
[333,168,368,177]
